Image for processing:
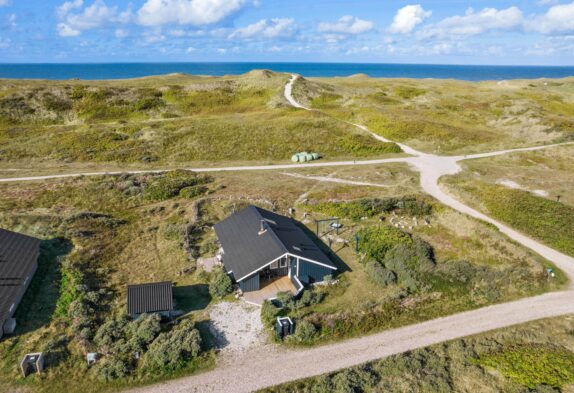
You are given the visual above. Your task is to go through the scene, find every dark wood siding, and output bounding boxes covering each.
[298,260,333,284]
[239,272,260,292]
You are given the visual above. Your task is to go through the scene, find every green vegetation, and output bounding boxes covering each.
[477,344,574,389]
[295,75,574,154]
[445,179,574,257]
[0,71,404,169]
[259,209,563,345]
[208,267,233,299]
[261,316,574,393]
[394,85,426,99]
[143,170,212,201]
[309,196,432,221]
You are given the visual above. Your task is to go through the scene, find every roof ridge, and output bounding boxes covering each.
[252,206,289,255]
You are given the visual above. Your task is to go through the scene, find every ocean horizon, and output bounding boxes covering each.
[0,62,573,81]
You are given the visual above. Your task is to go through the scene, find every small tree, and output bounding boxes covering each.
[209,268,233,298]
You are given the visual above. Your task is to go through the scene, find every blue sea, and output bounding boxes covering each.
[0,62,573,81]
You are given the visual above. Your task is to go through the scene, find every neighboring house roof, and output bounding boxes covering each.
[127,281,173,315]
[214,205,336,281]
[0,228,41,326]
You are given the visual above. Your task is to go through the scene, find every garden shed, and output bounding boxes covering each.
[127,281,174,319]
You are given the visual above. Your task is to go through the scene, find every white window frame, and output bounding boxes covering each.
[279,258,288,268]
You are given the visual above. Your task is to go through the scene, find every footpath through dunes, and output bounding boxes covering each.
[126,75,574,393]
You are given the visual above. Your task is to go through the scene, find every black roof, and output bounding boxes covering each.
[0,228,41,325]
[127,281,173,315]
[214,205,336,281]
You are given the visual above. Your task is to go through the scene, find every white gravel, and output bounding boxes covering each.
[208,301,267,356]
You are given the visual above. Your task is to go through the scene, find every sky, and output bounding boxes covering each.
[1,0,574,65]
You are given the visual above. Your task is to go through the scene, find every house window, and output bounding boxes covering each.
[279,258,288,268]
[270,261,279,269]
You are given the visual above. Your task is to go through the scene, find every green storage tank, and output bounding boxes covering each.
[291,154,300,162]
[311,152,320,160]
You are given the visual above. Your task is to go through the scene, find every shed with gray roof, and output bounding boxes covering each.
[127,281,173,319]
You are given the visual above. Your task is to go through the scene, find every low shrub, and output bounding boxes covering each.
[296,289,325,309]
[365,261,396,287]
[289,320,317,344]
[144,170,211,201]
[311,197,432,221]
[357,225,412,262]
[96,357,130,381]
[261,300,282,328]
[477,344,574,389]
[143,319,202,372]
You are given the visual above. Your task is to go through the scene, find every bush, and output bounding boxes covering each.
[365,261,396,287]
[357,225,412,261]
[125,313,162,352]
[96,356,130,381]
[209,268,233,299]
[289,320,317,344]
[261,300,282,327]
[296,289,325,308]
[143,319,202,372]
[276,291,296,309]
[94,315,130,352]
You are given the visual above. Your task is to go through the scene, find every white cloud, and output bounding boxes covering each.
[527,2,574,34]
[57,23,81,37]
[0,0,11,7]
[115,28,128,38]
[0,38,10,48]
[388,5,431,34]
[142,29,166,43]
[269,45,281,52]
[318,15,374,35]
[137,0,246,26]
[186,46,196,52]
[216,47,227,54]
[418,7,523,39]
[322,34,346,44]
[57,0,83,18]
[229,18,295,39]
[56,0,132,37]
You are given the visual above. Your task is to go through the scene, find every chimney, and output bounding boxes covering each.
[258,220,267,235]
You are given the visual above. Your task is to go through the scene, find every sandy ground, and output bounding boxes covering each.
[496,178,549,197]
[207,301,268,359]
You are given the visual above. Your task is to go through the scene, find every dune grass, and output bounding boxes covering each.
[293,75,574,154]
[443,175,574,258]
